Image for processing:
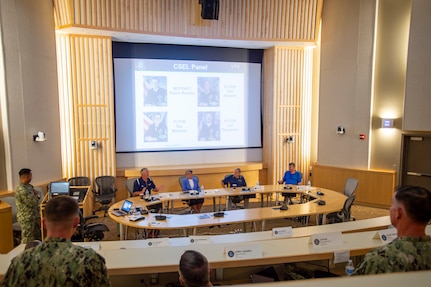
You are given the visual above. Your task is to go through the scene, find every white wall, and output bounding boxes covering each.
[318,0,376,169]
[404,0,431,131]
[0,0,62,189]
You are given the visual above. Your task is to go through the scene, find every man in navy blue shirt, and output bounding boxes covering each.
[278,163,303,185]
[222,168,255,208]
[133,168,159,197]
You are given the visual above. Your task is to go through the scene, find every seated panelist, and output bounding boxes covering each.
[181,170,204,213]
[278,162,303,185]
[222,168,255,208]
[133,168,159,197]
[221,168,247,188]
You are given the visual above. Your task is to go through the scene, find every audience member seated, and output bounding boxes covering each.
[222,168,255,208]
[1,196,111,287]
[278,162,303,185]
[181,170,204,213]
[353,185,431,275]
[179,250,213,287]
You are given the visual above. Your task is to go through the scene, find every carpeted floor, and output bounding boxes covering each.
[92,201,389,241]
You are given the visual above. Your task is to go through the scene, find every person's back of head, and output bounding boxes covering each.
[179,250,211,287]
[44,196,80,238]
[394,185,431,224]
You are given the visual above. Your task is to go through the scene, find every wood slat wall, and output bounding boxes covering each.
[54,0,322,42]
[263,47,313,184]
[56,34,116,181]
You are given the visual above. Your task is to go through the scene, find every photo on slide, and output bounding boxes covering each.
[143,112,168,142]
[198,111,220,141]
[197,77,220,107]
[143,76,167,106]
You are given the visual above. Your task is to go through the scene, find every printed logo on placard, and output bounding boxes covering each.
[274,231,279,235]
[314,239,320,246]
[190,239,195,243]
[227,251,235,258]
[381,235,387,241]
[148,242,152,246]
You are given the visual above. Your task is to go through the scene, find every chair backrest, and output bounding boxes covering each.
[68,176,90,187]
[95,176,116,195]
[1,196,18,223]
[341,195,356,221]
[178,175,199,189]
[344,178,359,197]
[125,178,138,197]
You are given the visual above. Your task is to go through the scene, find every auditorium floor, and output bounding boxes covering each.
[94,203,390,241]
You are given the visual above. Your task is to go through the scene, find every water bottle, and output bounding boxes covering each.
[307,180,311,188]
[200,185,204,194]
[256,181,259,186]
[145,189,150,199]
[345,259,354,276]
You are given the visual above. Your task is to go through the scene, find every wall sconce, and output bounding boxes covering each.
[381,118,394,128]
[337,126,345,134]
[33,131,47,142]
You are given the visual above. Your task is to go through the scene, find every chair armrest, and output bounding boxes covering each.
[83,215,99,222]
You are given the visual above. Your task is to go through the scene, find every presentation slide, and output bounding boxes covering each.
[114,58,261,152]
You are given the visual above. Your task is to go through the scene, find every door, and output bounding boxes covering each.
[401,135,431,190]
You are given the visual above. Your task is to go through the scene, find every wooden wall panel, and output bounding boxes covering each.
[56,34,116,181]
[263,47,313,185]
[54,0,322,42]
[313,164,396,208]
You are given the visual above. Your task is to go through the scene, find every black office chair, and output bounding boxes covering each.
[326,195,356,224]
[93,176,117,217]
[72,210,109,241]
[68,176,90,187]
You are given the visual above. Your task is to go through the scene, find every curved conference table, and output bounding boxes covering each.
[108,185,347,240]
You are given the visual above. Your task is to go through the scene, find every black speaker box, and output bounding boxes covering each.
[201,0,219,20]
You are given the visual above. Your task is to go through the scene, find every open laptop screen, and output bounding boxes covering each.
[121,199,133,212]
[49,182,70,198]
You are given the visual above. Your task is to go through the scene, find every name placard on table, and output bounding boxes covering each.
[272,226,293,238]
[144,238,170,247]
[310,231,343,247]
[373,228,397,244]
[225,244,263,260]
[188,236,212,245]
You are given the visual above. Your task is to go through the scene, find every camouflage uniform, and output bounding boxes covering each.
[15,182,40,244]
[0,237,111,287]
[353,235,431,275]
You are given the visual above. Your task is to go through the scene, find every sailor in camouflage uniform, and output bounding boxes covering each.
[15,168,41,244]
[354,185,431,275]
[1,196,111,287]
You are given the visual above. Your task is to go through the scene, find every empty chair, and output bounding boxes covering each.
[72,210,109,242]
[93,176,117,217]
[125,178,138,198]
[344,178,358,197]
[68,176,90,187]
[2,196,21,246]
[326,195,356,224]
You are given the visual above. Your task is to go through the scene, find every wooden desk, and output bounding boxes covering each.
[94,226,431,275]
[109,187,347,239]
[0,201,14,254]
[39,186,93,240]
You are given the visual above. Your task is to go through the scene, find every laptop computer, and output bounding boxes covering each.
[111,199,133,216]
[49,182,70,199]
